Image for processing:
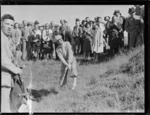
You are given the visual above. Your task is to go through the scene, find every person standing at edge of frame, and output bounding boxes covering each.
[53,34,78,90]
[1,14,23,112]
[125,7,141,49]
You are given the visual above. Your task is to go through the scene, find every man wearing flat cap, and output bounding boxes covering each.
[53,35,77,90]
[125,7,141,49]
[72,18,83,55]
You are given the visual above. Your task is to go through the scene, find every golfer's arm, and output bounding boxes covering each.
[57,51,68,66]
[67,42,73,64]
[2,44,21,74]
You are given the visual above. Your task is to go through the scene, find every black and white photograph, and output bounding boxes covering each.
[1,4,145,113]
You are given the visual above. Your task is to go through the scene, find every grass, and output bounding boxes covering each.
[21,45,144,112]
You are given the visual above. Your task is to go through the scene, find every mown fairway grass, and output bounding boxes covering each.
[21,45,144,112]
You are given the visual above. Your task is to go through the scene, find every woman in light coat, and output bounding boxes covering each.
[92,24,107,62]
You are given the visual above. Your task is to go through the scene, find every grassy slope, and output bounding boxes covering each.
[21,45,144,112]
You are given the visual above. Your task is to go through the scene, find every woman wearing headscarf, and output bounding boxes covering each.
[89,20,94,30]
[42,23,53,60]
[83,22,94,60]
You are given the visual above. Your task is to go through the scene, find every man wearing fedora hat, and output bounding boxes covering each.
[125,7,141,49]
[53,35,77,90]
[134,5,144,45]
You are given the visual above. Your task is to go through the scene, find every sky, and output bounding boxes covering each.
[1,5,133,29]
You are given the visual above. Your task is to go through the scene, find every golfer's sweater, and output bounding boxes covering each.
[56,41,75,66]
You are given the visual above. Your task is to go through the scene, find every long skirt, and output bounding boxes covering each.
[83,37,92,52]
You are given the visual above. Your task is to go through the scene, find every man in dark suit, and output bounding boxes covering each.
[125,7,141,49]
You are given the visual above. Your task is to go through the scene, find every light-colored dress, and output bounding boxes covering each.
[93,28,104,53]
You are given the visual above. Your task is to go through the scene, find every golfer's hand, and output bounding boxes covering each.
[67,64,71,70]
[140,18,144,23]
[18,68,23,75]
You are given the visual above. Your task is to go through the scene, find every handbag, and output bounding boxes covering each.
[43,41,49,48]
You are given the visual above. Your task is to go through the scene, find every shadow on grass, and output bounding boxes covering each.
[27,88,58,103]
[78,53,113,65]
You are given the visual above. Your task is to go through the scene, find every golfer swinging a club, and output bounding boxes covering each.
[53,35,77,90]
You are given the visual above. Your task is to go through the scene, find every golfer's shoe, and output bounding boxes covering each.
[71,85,76,90]
[72,78,77,90]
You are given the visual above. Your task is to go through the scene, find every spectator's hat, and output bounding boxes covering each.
[64,20,68,23]
[113,9,121,15]
[45,23,49,27]
[60,19,64,23]
[75,18,80,22]
[96,17,102,22]
[19,23,23,28]
[27,22,32,26]
[128,7,135,14]
[89,20,94,24]
[94,17,98,22]
[34,20,39,25]
[104,16,110,21]
[53,35,62,43]
[81,20,86,24]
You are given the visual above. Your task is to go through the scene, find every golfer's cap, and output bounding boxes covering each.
[53,35,62,43]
